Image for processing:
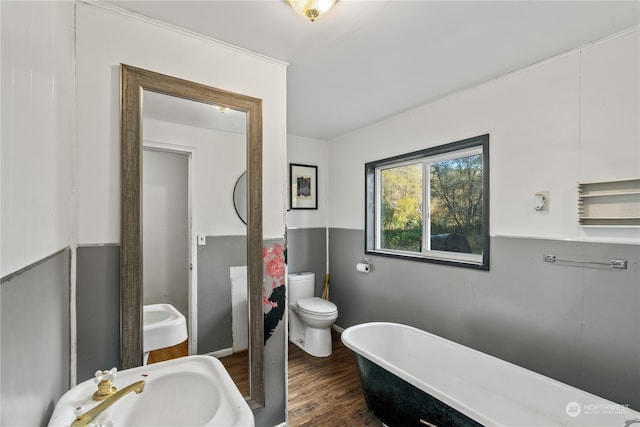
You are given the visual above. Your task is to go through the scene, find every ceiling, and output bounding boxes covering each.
[144,90,247,134]
[106,0,639,141]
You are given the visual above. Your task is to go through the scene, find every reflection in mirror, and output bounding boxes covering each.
[233,172,248,225]
[142,147,190,365]
[120,64,264,409]
[142,93,248,394]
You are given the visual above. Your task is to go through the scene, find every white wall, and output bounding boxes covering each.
[144,118,247,237]
[286,134,329,229]
[1,2,74,426]
[329,29,639,245]
[75,2,288,244]
[0,1,74,276]
[74,4,288,425]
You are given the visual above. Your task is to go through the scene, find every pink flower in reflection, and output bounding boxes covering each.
[262,243,287,343]
[263,243,286,310]
[263,243,285,279]
[266,257,284,279]
[273,243,284,258]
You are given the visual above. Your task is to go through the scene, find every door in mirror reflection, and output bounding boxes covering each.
[143,148,190,363]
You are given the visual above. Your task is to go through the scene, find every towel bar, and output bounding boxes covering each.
[543,254,627,270]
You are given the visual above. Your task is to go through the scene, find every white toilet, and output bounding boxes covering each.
[288,272,338,357]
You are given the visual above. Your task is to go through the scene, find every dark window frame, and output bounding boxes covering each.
[365,134,490,270]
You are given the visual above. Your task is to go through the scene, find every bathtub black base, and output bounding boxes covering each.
[355,355,484,427]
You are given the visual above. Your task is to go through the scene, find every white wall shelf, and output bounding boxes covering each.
[578,178,640,227]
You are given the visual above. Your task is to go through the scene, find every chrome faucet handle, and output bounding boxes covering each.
[92,368,118,401]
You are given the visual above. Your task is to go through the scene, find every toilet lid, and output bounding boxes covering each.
[297,297,337,315]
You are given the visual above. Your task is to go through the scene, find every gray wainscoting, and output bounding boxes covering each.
[74,238,287,427]
[76,245,120,381]
[286,227,327,297]
[1,248,71,426]
[197,235,246,353]
[197,235,291,427]
[76,237,248,369]
[329,228,640,410]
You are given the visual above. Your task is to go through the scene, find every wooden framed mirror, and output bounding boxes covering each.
[120,64,264,409]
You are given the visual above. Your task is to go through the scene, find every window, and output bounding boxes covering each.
[365,134,489,270]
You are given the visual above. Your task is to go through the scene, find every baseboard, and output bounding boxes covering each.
[332,324,345,333]
[207,347,233,358]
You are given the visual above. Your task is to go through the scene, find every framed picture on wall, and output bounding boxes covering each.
[290,163,318,210]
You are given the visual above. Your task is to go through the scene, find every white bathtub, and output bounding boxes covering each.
[342,322,640,427]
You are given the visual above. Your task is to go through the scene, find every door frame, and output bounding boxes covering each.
[142,142,198,355]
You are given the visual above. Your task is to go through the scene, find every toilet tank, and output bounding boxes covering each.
[288,272,315,305]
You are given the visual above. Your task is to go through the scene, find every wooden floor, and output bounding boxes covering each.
[218,350,249,396]
[146,339,188,364]
[288,329,381,426]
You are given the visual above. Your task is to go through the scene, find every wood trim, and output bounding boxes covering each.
[120,64,143,368]
[246,100,265,409]
[120,64,264,408]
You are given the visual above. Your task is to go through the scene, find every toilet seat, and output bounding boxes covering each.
[297,297,337,316]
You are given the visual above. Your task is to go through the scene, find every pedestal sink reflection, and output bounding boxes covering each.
[143,303,188,364]
[48,356,254,427]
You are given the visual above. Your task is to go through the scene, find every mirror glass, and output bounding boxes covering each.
[233,172,248,224]
[142,91,248,394]
[120,64,264,409]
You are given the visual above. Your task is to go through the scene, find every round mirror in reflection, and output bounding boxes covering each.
[234,171,247,224]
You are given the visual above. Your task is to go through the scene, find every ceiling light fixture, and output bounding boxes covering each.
[287,0,336,22]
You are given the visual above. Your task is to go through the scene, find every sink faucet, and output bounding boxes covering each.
[71,380,145,427]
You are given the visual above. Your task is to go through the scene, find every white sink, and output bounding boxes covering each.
[48,355,254,427]
[143,303,188,353]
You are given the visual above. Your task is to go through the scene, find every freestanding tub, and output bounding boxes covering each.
[341,322,640,427]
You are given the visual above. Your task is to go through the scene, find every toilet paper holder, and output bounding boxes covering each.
[357,257,371,273]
